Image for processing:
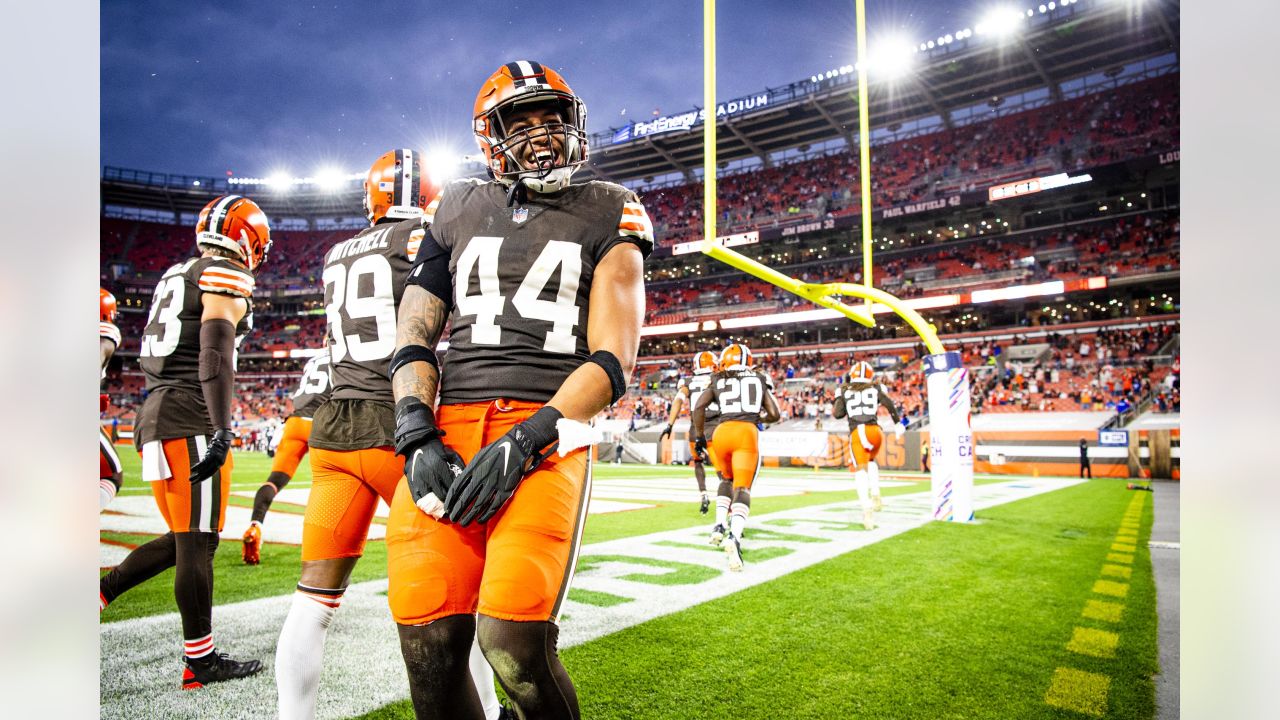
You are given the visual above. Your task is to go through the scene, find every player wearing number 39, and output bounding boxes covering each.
[692,343,781,572]
[271,150,506,720]
[833,361,904,530]
[386,61,651,719]
[100,195,270,688]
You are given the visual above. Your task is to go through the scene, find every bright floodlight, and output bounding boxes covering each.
[314,168,345,192]
[267,173,292,192]
[981,7,1025,37]
[425,151,459,183]
[873,39,916,79]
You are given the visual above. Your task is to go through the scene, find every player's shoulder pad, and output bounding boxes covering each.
[198,257,254,298]
[100,322,122,346]
[586,180,655,256]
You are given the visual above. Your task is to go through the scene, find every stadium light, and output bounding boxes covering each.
[872,37,916,79]
[980,7,1026,37]
[424,151,461,183]
[314,167,346,192]
[267,172,292,192]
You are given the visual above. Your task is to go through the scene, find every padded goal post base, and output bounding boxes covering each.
[925,351,975,522]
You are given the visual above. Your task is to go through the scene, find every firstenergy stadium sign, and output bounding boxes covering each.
[612,93,771,143]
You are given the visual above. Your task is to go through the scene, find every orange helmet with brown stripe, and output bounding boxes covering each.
[720,343,752,371]
[195,195,271,272]
[100,287,118,324]
[692,350,718,376]
[473,60,588,194]
[363,148,437,225]
[849,361,875,384]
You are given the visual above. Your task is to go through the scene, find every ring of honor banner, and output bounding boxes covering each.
[925,351,974,522]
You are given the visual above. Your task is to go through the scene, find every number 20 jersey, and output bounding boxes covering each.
[426,178,654,404]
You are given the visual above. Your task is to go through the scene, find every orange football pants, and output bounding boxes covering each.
[847,424,884,471]
[150,437,233,533]
[387,399,590,625]
[709,420,760,491]
[303,446,402,562]
[270,416,313,477]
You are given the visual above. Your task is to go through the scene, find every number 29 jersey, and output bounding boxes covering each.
[135,256,254,446]
[426,178,654,404]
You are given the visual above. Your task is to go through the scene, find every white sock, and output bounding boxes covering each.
[854,470,871,513]
[99,479,117,510]
[729,502,750,539]
[469,633,501,720]
[276,588,342,720]
[868,461,881,499]
[714,496,731,527]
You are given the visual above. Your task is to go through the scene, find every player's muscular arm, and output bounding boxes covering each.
[760,377,782,425]
[880,386,902,423]
[544,242,645,421]
[833,394,847,419]
[391,285,448,405]
[188,292,247,482]
[690,379,715,439]
[665,390,686,426]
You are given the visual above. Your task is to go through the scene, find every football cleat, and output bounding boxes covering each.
[725,536,744,572]
[241,523,262,566]
[709,524,727,547]
[699,493,710,515]
[181,651,262,690]
[195,195,272,271]
[862,509,876,531]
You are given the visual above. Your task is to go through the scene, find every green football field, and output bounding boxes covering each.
[101,447,1159,719]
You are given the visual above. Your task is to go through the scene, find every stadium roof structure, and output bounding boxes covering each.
[101,0,1178,220]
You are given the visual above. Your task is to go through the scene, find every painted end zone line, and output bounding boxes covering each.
[100,477,1082,720]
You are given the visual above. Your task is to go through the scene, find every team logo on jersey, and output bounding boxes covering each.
[512,207,529,224]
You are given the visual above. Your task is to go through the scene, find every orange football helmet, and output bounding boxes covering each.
[692,350,719,375]
[850,361,875,383]
[99,287,118,324]
[473,60,588,193]
[195,195,272,271]
[720,343,752,371]
[363,148,437,224]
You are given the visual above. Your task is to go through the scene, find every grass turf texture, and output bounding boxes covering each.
[99,446,1004,623]
[356,479,1158,720]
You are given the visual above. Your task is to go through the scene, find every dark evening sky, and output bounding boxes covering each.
[101,0,1022,178]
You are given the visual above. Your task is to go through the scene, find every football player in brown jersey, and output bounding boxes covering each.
[241,350,331,565]
[386,61,651,719]
[833,361,904,529]
[658,350,722,513]
[272,151,507,720]
[100,288,123,510]
[692,343,781,571]
[99,195,270,689]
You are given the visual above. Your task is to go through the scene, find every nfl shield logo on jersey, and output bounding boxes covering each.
[512,207,529,224]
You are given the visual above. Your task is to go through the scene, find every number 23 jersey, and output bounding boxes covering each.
[427,178,654,404]
[135,256,254,446]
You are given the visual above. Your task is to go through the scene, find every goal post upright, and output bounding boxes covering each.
[699,0,973,522]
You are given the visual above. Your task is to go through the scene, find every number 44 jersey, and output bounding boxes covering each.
[427,178,654,404]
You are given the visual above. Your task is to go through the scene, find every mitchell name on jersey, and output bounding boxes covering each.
[426,178,654,404]
[311,218,422,450]
[135,256,254,446]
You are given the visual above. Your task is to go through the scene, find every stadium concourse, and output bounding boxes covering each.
[100,2,1180,717]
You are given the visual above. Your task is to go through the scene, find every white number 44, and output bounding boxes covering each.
[455,237,582,354]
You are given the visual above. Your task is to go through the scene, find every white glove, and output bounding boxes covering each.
[894,424,905,439]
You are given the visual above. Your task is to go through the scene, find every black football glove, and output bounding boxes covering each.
[395,399,466,517]
[189,429,234,483]
[694,435,709,464]
[445,406,562,526]
[659,423,673,441]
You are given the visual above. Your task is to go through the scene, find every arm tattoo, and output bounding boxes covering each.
[393,287,450,404]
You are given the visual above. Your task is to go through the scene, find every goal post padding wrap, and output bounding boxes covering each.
[924,351,974,523]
